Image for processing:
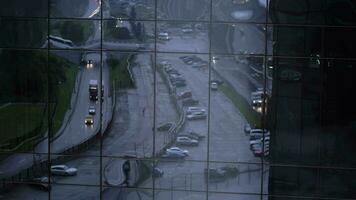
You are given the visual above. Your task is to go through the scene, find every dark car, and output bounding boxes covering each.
[204,165,239,182]
[153,167,164,177]
[157,122,174,131]
[30,177,53,191]
[188,131,206,140]
[182,98,199,106]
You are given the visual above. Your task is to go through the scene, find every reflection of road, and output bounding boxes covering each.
[3,53,179,199]
[139,32,265,200]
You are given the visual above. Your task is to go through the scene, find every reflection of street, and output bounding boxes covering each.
[1,0,273,199]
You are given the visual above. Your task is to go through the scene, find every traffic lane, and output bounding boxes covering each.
[51,55,101,155]
[213,56,263,104]
[102,66,154,157]
[210,91,260,163]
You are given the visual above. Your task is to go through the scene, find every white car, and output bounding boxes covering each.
[186,107,206,115]
[89,105,96,115]
[211,82,218,90]
[182,28,193,33]
[51,165,77,176]
[187,112,207,120]
[176,136,198,146]
[166,147,189,156]
[158,32,170,40]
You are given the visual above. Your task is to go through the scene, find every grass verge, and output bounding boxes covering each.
[0,104,45,144]
[51,65,78,135]
[219,84,261,128]
[107,55,134,90]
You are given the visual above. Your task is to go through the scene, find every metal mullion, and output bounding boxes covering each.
[152,0,158,199]
[99,0,104,199]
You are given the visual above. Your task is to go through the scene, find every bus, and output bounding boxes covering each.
[48,35,74,47]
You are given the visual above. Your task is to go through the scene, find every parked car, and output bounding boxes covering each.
[153,167,164,177]
[30,177,53,191]
[244,123,251,134]
[186,107,206,115]
[182,98,199,106]
[166,147,189,156]
[204,165,238,181]
[187,112,207,120]
[172,80,186,87]
[249,129,270,141]
[188,131,206,140]
[51,165,77,176]
[158,32,170,40]
[176,136,199,146]
[157,122,174,131]
[178,133,200,140]
[252,144,270,157]
[182,28,193,33]
[177,91,192,99]
[89,105,96,115]
[250,136,270,146]
[85,115,94,125]
[162,150,187,159]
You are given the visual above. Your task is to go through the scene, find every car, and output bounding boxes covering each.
[177,91,192,99]
[172,80,186,87]
[153,167,164,177]
[244,123,251,134]
[210,80,224,85]
[186,107,206,115]
[30,177,53,191]
[252,145,270,157]
[188,131,206,140]
[187,112,207,120]
[86,60,94,69]
[204,165,238,181]
[176,136,199,146]
[51,165,77,176]
[182,28,193,33]
[162,151,187,159]
[89,105,96,115]
[249,129,270,140]
[169,74,185,82]
[85,115,94,125]
[182,98,199,106]
[158,32,170,40]
[211,82,218,90]
[250,137,270,147]
[178,133,200,140]
[157,122,174,131]
[192,63,208,69]
[166,147,189,155]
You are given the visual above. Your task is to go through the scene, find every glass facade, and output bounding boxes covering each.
[0,0,355,199]
[268,0,356,199]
